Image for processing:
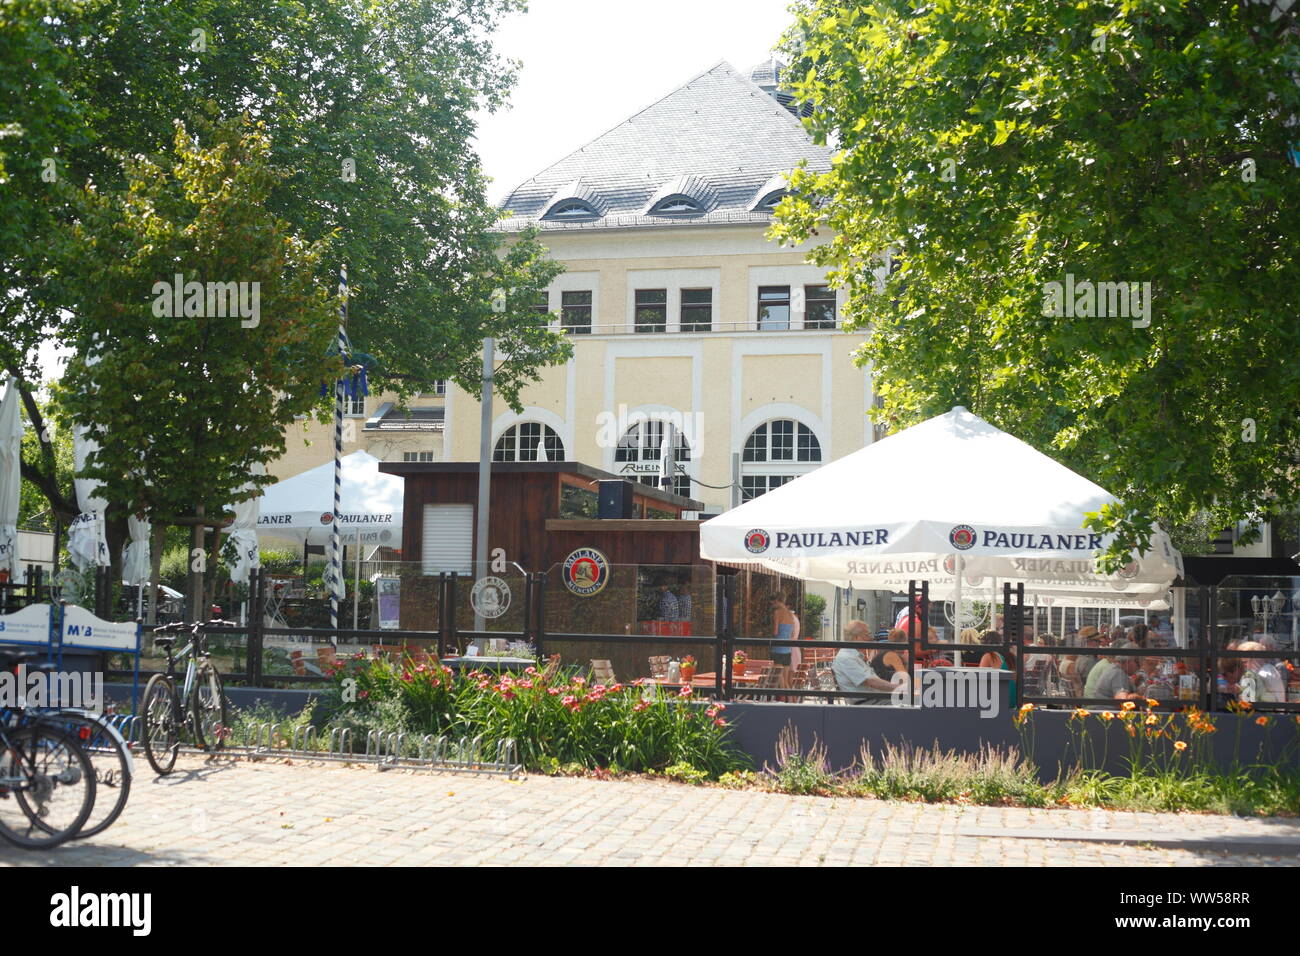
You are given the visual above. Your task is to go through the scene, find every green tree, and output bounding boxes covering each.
[41,0,569,405]
[51,117,339,594]
[774,0,1300,566]
[5,0,569,541]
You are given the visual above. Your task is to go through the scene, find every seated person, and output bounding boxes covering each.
[1237,640,1286,703]
[1074,626,1102,683]
[957,627,983,667]
[832,622,898,703]
[1217,659,1244,704]
[1083,642,1143,700]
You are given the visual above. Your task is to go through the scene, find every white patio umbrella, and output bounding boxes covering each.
[0,380,24,584]
[67,421,111,571]
[122,514,151,586]
[701,406,1183,598]
[254,450,402,548]
[226,461,264,585]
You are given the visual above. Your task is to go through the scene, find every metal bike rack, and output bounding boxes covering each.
[134,720,524,778]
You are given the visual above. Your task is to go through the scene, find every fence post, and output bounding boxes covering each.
[520,568,533,646]
[534,572,546,661]
[247,568,264,685]
[1013,582,1025,711]
[446,572,458,656]
[435,572,447,658]
[717,572,728,697]
[1204,585,1217,712]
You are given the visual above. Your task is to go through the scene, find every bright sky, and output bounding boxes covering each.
[473,0,800,204]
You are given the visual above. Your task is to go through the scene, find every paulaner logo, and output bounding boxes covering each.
[151,273,260,328]
[50,886,152,936]
[1041,273,1151,328]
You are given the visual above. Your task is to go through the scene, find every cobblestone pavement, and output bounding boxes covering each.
[3,756,1298,866]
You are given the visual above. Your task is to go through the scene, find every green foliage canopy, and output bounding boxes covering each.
[774,0,1300,565]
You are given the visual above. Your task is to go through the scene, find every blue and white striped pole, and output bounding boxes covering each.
[329,265,348,630]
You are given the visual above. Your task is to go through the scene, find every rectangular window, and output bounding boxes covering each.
[634,289,667,333]
[344,395,366,417]
[741,474,792,501]
[562,290,592,334]
[422,503,473,575]
[769,419,794,460]
[803,285,837,329]
[531,293,550,320]
[757,286,790,330]
[433,379,446,396]
[680,289,712,332]
[402,451,436,462]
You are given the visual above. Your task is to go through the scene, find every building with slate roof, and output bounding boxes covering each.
[437,59,879,521]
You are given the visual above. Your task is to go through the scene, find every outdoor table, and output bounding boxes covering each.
[441,656,535,672]
[647,672,761,690]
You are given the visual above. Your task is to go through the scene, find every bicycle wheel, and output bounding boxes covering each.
[0,724,96,849]
[141,674,180,776]
[190,661,228,752]
[54,715,133,839]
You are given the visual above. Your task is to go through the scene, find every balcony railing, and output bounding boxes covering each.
[555,319,850,336]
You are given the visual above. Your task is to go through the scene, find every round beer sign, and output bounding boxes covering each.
[563,547,610,597]
[470,576,511,619]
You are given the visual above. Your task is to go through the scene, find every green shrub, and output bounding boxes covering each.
[321,655,749,777]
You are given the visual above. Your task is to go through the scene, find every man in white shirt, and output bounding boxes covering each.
[1237,640,1287,703]
[833,622,898,703]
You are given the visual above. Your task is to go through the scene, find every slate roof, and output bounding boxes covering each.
[496,60,833,233]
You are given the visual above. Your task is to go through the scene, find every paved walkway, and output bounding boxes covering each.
[3,756,1298,866]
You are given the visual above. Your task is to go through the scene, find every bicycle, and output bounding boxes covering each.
[0,651,97,849]
[141,621,230,776]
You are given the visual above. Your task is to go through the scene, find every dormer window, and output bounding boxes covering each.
[641,175,716,217]
[539,180,603,222]
[749,174,790,212]
[649,195,702,216]
[545,199,599,220]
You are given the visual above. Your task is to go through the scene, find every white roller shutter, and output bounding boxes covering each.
[421,504,473,574]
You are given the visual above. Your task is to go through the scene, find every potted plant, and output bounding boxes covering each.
[732,650,747,676]
[680,655,696,683]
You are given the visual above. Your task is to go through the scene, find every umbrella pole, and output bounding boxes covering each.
[352,527,361,630]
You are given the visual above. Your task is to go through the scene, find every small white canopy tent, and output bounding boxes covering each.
[701,406,1183,599]
[255,450,402,548]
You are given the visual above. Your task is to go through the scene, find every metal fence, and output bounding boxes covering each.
[53,567,1300,714]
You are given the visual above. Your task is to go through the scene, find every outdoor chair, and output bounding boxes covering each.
[590,659,617,684]
[737,660,784,701]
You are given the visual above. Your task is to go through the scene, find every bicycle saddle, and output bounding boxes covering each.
[152,635,176,649]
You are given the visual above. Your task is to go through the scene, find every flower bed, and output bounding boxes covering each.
[319,654,746,777]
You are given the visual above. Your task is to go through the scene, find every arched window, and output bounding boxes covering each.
[613,419,691,498]
[740,419,821,500]
[494,423,564,462]
[544,199,599,220]
[648,195,702,216]
[755,189,786,211]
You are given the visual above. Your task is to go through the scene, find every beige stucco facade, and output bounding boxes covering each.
[440,224,875,516]
[270,391,445,483]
